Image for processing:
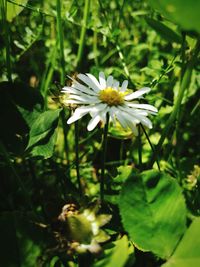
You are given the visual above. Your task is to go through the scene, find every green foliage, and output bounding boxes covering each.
[0,0,28,22]
[93,235,134,267]
[26,109,61,158]
[162,217,200,267]
[0,0,199,266]
[145,17,182,44]
[148,0,200,33]
[119,170,187,259]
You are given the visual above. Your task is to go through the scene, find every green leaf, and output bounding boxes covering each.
[148,0,200,33]
[7,0,28,22]
[119,170,187,259]
[162,217,200,267]
[27,109,61,158]
[145,17,182,43]
[93,235,134,267]
[0,81,43,154]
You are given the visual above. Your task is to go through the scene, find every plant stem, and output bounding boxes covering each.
[76,0,90,69]
[149,38,200,168]
[73,0,90,197]
[141,124,160,171]
[56,0,65,85]
[75,121,82,196]
[61,109,70,163]
[100,114,109,203]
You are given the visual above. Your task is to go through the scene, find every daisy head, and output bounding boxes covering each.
[62,72,157,135]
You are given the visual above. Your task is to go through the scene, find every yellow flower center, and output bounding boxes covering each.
[99,87,125,106]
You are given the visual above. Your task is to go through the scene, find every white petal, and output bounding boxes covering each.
[89,103,107,116]
[101,107,110,123]
[65,99,101,104]
[77,73,100,92]
[124,87,151,101]
[87,115,101,131]
[62,87,94,99]
[125,102,158,113]
[67,107,91,124]
[68,77,98,96]
[106,75,114,87]
[117,106,140,123]
[121,80,128,92]
[121,105,149,116]
[113,80,119,89]
[86,73,101,88]
[72,82,97,96]
[112,107,127,129]
[99,72,106,89]
[68,94,98,102]
[122,107,152,128]
[127,121,138,135]
[116,113,128,129]
[109,107,116,124]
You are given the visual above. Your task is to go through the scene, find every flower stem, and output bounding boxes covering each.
[138,125,142,171]
[100,114,109,203]
[75,120,82,196]
[149,38,200,168]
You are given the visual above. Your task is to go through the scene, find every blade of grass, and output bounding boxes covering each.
[76,0,90,69]
[1,0,12,82]
[56,0,65,85]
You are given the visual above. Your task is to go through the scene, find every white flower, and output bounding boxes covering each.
[62,72,157,135]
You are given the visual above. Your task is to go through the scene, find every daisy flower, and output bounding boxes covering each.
[62,72,157,135]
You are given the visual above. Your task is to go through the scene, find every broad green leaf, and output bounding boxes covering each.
[0,81,43,154]
[162,217,200,267]
[1,0,28,22]
[148,0,200,33]
[27,109,61,158]
[119,170,187,259]
[29,129,58,159]
[145,17,182,43]
[93,235,134,267]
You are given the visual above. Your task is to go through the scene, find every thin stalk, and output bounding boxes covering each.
[149,39,200,168]
[73,0,90,197]
[1,0,12,82]
[61,109,71,183]
[56,0,65,84]
[138,125,142,170]
[56,1,72,186]
[75,121,82,196]
[100,114,109,203]
[141,124,160,171]
[76,0,90,69]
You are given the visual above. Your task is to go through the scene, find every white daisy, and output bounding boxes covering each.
[62,72,157,135]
